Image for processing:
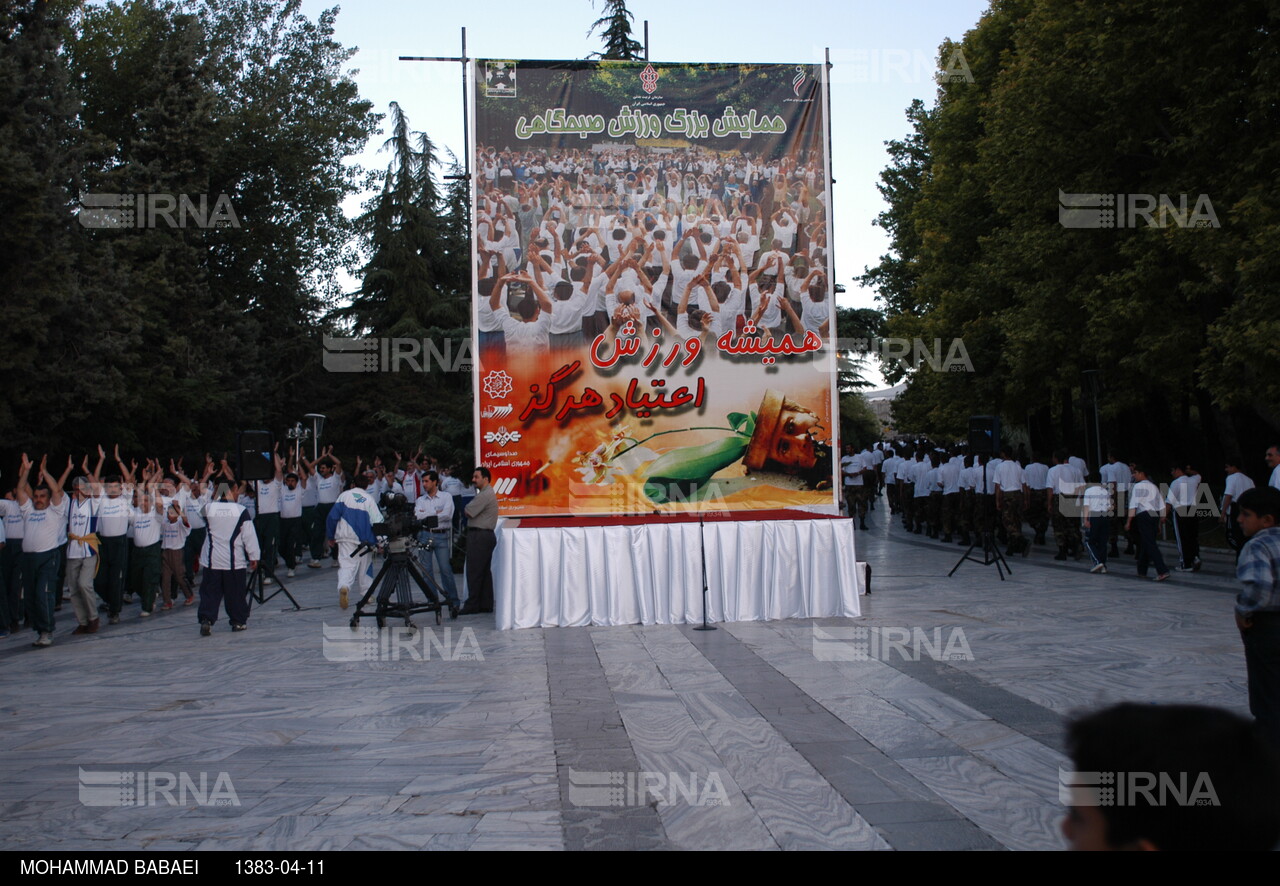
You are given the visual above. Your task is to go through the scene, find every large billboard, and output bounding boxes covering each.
[472,59,838,516]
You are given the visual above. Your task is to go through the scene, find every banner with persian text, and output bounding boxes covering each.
[472,59,838,516]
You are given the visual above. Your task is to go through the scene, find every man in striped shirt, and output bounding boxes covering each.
[1235,486,1280,749]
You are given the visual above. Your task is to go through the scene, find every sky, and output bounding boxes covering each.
[301,0,993,385]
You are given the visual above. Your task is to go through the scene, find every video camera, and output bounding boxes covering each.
[373,492,436,540]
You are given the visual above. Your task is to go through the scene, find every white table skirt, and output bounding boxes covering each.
[491,518,860,629]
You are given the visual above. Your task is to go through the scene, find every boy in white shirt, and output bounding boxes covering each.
[159,501,193,609]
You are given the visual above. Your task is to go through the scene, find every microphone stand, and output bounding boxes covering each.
[694,512,716,631]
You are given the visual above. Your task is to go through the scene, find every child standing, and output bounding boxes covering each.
[159,502,192,609]
[1235,487,1280,750]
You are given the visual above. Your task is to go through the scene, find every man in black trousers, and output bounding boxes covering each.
[460,467,498,615]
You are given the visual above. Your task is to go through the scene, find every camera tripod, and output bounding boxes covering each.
[948,463,1011,581]
[348,536,445,630]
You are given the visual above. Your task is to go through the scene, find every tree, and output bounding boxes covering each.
[860,0,1280,474]
[587,0,642,61]
[839,393,882,451]
[0,0,130,455]
[834,306,885,393]
[0,0,379,464]
[326,103,474,469]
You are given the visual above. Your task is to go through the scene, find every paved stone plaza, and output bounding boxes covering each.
[0,520,1247,851]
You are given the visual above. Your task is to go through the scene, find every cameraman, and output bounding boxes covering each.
[414,471,459,619]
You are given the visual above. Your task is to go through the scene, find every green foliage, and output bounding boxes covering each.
[859,0,1280,470]
[327,103,475,471]
[834,306,885,392]
[839,393,881,451]
[0,0,378,470]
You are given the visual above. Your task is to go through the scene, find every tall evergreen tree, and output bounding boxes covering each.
[587,0,642,61]
[327,104,473,468]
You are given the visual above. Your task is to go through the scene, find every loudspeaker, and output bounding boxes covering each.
[237,430,274,481]
[968,416,1000,454]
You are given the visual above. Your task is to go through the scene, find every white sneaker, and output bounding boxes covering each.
[32,632,53,647]
[263,577,274,586]
[287,569,295,578]
[140,609,151,618]
[308,562,322,569]
[1090,563,1106,574]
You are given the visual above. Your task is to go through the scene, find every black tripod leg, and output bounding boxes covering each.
[405,560,444,626]
[353,557,393,621]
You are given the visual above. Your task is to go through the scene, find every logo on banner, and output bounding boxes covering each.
[482,370,514,399]
[640,63,659,94]
[482,404,513,419]
[492,478,518,495]
[483,426,522,446]
[792,65,807,97]
[485,61,517,98]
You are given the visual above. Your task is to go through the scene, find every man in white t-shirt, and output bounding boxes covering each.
[15,454,71,647]
[1266,444,1280,491]
[440,468,466,534]
[1222,455,1256,556]
[881,449,901,515]
[129,491,164,616]
[299,457,320,565]
[312,449,345,568]
[841,445,867,529]
[491,272,553,355]
[170,457,214,590]
[88,446,132,624]
[939,451,962,543]
[1081,477,1113,574]
[65,477,100,634]
[995,448,1028,556]
[1046,449,1084,560]
[1166,463,1201,572]
[1125,463,1170,581]
[1022,452,1051,547]
[0,492,22,635]
[279,471,306,578]
[1099,452,1130,557]
[910,452,932,535]
[475,265,507,355]
[253,451,285,584]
